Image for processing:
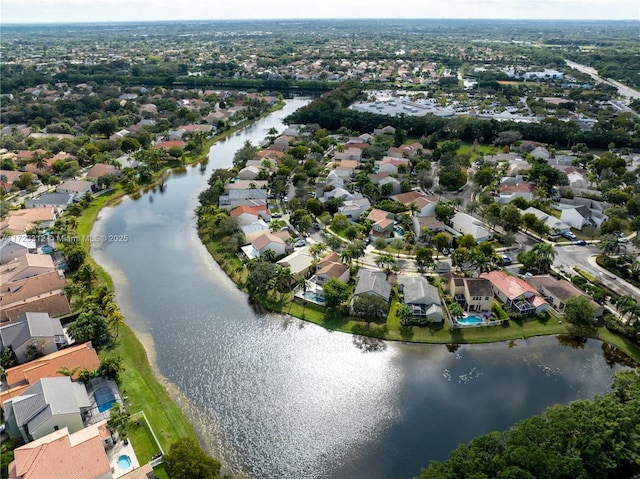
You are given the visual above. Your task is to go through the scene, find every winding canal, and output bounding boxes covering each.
[92,98,634,479]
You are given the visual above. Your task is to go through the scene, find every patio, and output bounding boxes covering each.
[106,436,141,479]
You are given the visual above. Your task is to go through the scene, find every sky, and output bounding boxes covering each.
[2,0,639,24]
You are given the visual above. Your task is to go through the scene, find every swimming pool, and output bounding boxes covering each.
[303,291,326,304]
[117,455,132,470]
[94,387,116,413]
[458,315,484,325]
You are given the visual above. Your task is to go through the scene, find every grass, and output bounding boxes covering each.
[100,327,198,452]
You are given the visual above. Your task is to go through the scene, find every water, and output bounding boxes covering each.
[117,455,132,470]
[458,315,484,325]
[92,98,635,479]
[303,291,326,305]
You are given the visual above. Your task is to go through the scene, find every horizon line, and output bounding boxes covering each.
[2,17,639,26]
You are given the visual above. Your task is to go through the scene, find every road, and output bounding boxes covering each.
[565,59,640,100]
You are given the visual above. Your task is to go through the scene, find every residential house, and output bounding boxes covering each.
[0,253,70,322]
[521,206,570,236]
[446,274,494,313]
[413,216,446,236]
[152,140,185,151]
[3,377,91,443]
[379,176,401,196]
[530,146,550,160]
[224,179,268,191]
[526,275,603,317]
[498,182,536,204]
[352,269,391,303]
[560,204,608,230]
[0,170,23,189]
[313,252,350,286]
[24,193,75,210]
[0,312,66,364]
[373,125,396,136]
[219,188,267,210]
[230,205,270,226]
[390,191,437,217]
[1,342,100,404]
[241,231,287,260]
[397,275,443,322]
[367,208,395,239]
[277,248,315,281]
[480,270,549,315]
[333,148,362,162]
[56,179,94,196]
[238,165,261,181]
[376,157,410,174]
[239,219,270,243]
[338,197,371,221]
[8,420,113,479]
[0,236,36,264]
[450,212,493,243]
[85,164,118,182]
[273,136,292,149]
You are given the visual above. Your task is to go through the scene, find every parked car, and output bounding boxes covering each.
[502,255,512,265]
[295,238,306,247]
[574,240,587,246]
[562,232,576,240]
[618,237,629,243]
[271,212,282,218]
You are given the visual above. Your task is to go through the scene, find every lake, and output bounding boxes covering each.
[92,98,634,479]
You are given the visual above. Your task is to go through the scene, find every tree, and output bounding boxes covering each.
[97,355,125,379]
[290,209,313,232]
[530,243,557,274]
[448,302,464,320]
[232,140,256,169]
[164,438,221,479]
[270,265,294,299]
[322,278,350,308]
[564,295,596,326]
[415,246,434,274]
[397,304,414,327]
[598,235,625,256]
[351,293,389,324]
[67,310,109,345]
[431,232,450,257]
[500,204,521,233]
[435,201,455,222]
[245,261,276,298]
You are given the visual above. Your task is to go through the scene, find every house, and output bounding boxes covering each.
[498,182,536,204]
[8,420,113,479]
[0,236,36,265]
[223,179,268,191]
[0,170,23,189]
[1,342,100,404]
[239,219,270,243]
[0,253,70,322]
[2,377,91,443]
[391,191,437,217]
[85,163,118,181]
[238,165,261,181]
[276,248,315,281]
[413,216,446,236]
[450,213,493,243]
[219,188,267,210]
[480,270,549,315]
[367,208,395,239]
[0,312,66,364]
[525,275,603,317]
[152,140,185,151]
[230,205,270,225]
[373,125,396,136]
[56,180,94,196]
[338,197,371,221]
[521,206,570,235]
[397,275,443,322]
[241,231,287,260]
[379,176,401,196]
[24,193,75,210]
[352,269,391,302]
[313,252,350,286]
[446,274,494,313]
[560,205,608,230]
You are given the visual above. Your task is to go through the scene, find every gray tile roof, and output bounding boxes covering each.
[398,276,441,306]
[0,313,62,351]
[354,269,391,301]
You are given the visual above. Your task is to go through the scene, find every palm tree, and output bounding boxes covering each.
[107,310,126,337]
[530,243,557,274]
[309,243,326,260]
[616,295,640,326]
[261,249,277,263]
[340,248,354,265]
[57,365,80,378]
[271,265,294,300]
[73,264,98,293]
[598,235,625,257]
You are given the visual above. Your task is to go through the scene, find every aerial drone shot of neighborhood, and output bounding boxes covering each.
[0,1,640,478]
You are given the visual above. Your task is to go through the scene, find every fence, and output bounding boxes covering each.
[129,410,165,465]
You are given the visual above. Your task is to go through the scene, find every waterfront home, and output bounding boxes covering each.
[239,219,270,243]
[85,163,119,182]
[397,275,443,322]
[313,252,350,286]
[445,274,493,313]
[0,312,65,364]
[480,270,549,315]
[8,420,113,479]
[219,188,267,210]
[3,377,91,443]
[0,254,70,323]
[525,275,603,317]
[0,342,100,404]
[241,231,287,260]
[277,248,315,282]
[0,207,62,236]
[24,193,76,210]
[352,269,391,303]
[230,205,271,225]
[450,212,493,243]
[56,179,94,196]
[238,165,262,181]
